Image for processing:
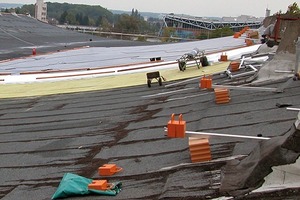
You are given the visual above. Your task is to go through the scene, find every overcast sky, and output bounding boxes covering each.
[4,0,298,17]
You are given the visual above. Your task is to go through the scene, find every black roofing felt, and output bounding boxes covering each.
[0,74,300,199]
[0,14,159,60]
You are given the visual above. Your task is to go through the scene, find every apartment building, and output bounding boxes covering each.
[35,0,47,22]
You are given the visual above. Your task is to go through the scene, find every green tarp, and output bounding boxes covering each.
[52,173,122,199]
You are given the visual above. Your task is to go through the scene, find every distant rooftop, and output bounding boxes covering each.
[167,13,264,22]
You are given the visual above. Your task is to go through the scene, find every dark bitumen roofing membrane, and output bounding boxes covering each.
[0,13,160,61]
[1,73,300,200]
[0,13,300,200]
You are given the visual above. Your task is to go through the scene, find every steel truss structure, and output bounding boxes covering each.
[163,14,262,31]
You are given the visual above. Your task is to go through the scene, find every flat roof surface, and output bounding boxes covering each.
[1,13,300,200]
[0,13,160,61]
[1,72,299,200]
[0,37,245,74]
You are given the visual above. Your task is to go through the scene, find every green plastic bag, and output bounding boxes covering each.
[52,173,122,199]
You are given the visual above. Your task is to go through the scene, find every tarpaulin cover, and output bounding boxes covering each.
[52,173,122,199]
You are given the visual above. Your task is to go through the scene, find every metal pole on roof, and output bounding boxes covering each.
[164,129,270,140]
[212,84,278,92]
[296,37,300,73]
[287,107,300,111]
[185,131,270,140]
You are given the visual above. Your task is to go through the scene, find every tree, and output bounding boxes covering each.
[66,13,77,25]
[59,11,68,24]
[82,15,89,25]
[100,17,113,31]
[46,2,114,26]
[210,27,234,38]
[19,4,35,16]
[15,7,21,14]
[197,32,209,40]
[162,27,176,42]
[114,14,139,33]
[15,2,158,34]
[75,13,83,24]
[287,2,300,14]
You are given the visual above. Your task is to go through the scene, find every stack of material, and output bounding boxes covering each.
[214,88,230,104]
[189,137,212,163]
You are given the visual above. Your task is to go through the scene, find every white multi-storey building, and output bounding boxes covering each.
[35,0,47,22]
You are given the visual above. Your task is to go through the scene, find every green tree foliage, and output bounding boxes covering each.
[161,27,176,42]
[210,27,234,38]
[196,33,209,40]
[14,2,113,26]
[114,14,139,33]
[59,11,68,24]
[14,3,160,35]
[113,9,155,34]
[15,4,34,16]
[66,13,77,25]
[100,17,113,31]
[48,2,113,26]
[76,13,83,24]
[286,2,300,14]
[82,15,89,25]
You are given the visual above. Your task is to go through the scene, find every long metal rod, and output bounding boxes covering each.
[275,70,294,73]
[212,84,278,92]
[287,107,300,111]
[230,70,256,79]
[186,131,270,140]
[296,37,300,73]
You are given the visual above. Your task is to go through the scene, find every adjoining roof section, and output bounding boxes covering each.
[163,14,263,31]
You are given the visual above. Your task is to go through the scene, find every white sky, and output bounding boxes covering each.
[3,0,299,17]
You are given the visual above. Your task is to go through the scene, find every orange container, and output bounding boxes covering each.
[230,62,240,72]
[245,39,253,46]
[200,76,212,89]
[167,113,186,138]
[98,164,122,176]
[88,180,110,191]
[200,77,207,89]
[220,54,228,61]
[206,77,212,89]
[176,114,186,138]
[233,32,241,38]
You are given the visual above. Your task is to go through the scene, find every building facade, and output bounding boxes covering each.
[35,0,47,22]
